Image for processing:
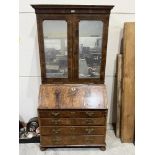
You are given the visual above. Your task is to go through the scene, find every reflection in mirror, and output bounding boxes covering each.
[79,21,103,78]
[43,20,68,78]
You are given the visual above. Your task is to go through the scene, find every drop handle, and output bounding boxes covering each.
[71,136,76,141]
[85,128,94,134]
[85,111,94,117]
[52,137,61,143]
[51,119,61,125]
[52,128,61,134]
[85,119,93,125]
[85,137,94,143]
[70,111,76,115]
[51,112,60,117]
[70,127,76,133]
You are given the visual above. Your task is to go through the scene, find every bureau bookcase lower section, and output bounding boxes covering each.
[38,109,107,151]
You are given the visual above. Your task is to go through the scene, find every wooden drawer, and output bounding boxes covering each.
[40,117,106,126]
[40,135,105,146]
[40,126,106,135]
[38,110,107,118]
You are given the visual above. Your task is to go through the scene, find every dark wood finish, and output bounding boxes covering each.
[40,126,106,135]
[121,22,135,143]
[38,84,108,109]
[31,5,113,151]
[39,117,106,126]
[32,5,114,14]
[38,84,108,150]
[32,5,114,83]
[40,135,105,146]
[39,110,107,118]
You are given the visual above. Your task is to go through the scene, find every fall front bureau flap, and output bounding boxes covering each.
[38,84,108,109]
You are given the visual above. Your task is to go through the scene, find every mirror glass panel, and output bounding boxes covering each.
[43,20,68,78]
[79,20,103,78]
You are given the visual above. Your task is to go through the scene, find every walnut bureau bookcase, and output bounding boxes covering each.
[32,5,114,151]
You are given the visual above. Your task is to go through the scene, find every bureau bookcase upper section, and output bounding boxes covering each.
[32,5,114,84]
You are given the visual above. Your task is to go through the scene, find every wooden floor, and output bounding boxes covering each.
[19,130,135,155]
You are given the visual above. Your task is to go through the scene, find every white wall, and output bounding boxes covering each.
[19,0,135,123]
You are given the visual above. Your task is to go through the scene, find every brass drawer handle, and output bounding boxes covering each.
[85,128,94,134]
[71,136,76,141]
[70,127,76,133]
[51,119,61,125]
[52,128,61,134]
[51,112,60,117]
[85,111,94,117]
[52,137,61,143]
[85,119,93,125]
[70,111,76,115]
[85,137,94,143]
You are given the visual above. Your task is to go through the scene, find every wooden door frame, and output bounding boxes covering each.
[72,14,110,83]
[32,5,114,84]
[36,14,73,83]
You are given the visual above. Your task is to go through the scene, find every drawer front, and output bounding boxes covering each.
[40,135,105,146]
[40,126,106,135]
[40,118,106,126]
[38,110,107,118]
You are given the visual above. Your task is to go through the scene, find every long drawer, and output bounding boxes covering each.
[40,135,105,146]
[40,126,106,135]
[38,110,107,118]
[40,117,106,126]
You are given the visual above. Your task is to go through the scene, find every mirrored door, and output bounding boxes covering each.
[43,20,68,78]
[78,20,103,79]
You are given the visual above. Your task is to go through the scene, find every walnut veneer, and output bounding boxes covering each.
[31,5,114,151]
[38,84,108,150]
